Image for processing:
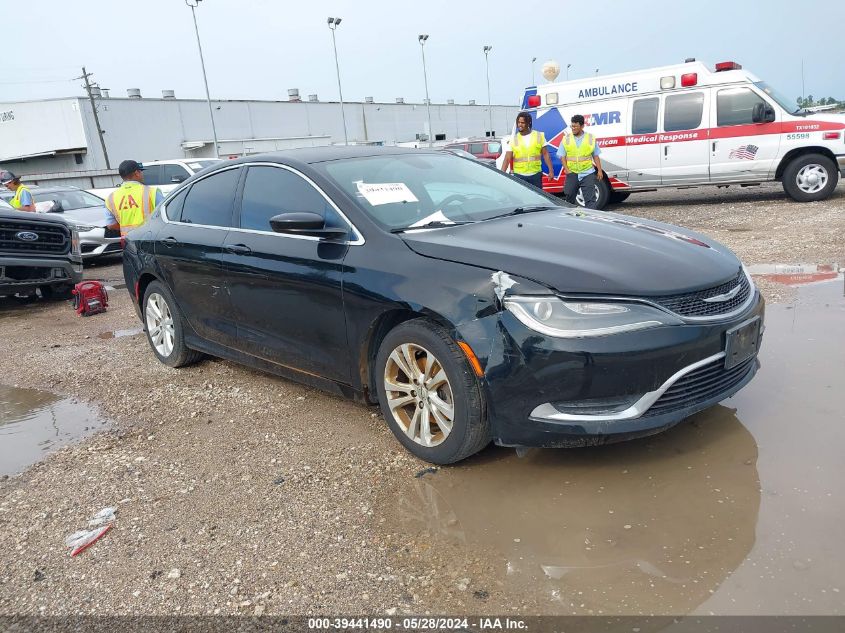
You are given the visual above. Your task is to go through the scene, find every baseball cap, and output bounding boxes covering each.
[0,170,16,185]
[118,160,144,178]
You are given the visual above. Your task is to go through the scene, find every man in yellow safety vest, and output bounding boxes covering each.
[558,114,604,209]
[105,160,163,236]
[502,112,553,188]
[1,171,36,212]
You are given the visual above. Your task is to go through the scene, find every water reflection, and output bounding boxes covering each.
[388,406,760,614]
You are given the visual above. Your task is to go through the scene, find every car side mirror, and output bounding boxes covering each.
[752,102,776,124]
[269,212,349,240]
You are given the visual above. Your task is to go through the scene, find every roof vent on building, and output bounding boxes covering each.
[365,96,374,103]
[100,89,110,99]
[396,97,405,104]
[469,99,476,105]
[90,87,102,98]
[127,88,142,99]
[447,99,454,105]
[162,89,176,99]
[288,88,301,102]
[308,94,318,102]
[685,57,696,63]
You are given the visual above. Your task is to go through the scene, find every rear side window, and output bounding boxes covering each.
[142,165,164,186]
[239,166,333,231]
[717,88,767,126]
[179,168,240,227]
[632,98,659,134]
[162,164,190,184]
[164,188,188,222]
[469,143,485,155]
[664,92,704,132]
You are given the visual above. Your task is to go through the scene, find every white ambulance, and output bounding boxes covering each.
[518,60,845,209]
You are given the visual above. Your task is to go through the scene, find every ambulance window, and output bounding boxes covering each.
[717,88,767,126]
[664,92,704,132]
[179,167,241,227]
[632,98,659,134]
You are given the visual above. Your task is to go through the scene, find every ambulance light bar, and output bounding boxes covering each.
[681,73,698,87]
[527,95,541,107]
[715,61,742,72]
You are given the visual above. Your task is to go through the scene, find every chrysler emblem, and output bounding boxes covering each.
[15,231,39,242]
[702,284,742,303]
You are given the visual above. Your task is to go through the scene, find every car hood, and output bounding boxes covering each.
[399,209,743,296]
[60,206,109,227]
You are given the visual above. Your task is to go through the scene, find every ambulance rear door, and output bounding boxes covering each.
[659,89,711,184]
[709,85,781,182]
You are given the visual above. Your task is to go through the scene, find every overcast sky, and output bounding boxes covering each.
[3,0,843,106]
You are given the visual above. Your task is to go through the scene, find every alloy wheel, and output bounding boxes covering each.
[796,163,828,194]
[383,343,455,448]
[575,184,601,207]
[145,292,175,358]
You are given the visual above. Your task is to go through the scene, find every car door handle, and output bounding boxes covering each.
[161,237,179,248]
[224,244,252,255]
[712,141,718,152]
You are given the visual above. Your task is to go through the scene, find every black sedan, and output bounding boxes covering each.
[122,148,764,464]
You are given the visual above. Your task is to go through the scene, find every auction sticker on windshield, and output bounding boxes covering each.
[357,182,418,206]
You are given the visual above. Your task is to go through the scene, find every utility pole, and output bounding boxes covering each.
[79,67,111,170]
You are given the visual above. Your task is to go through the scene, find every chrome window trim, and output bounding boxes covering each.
[529,351,726,423]
[160,162,365,246]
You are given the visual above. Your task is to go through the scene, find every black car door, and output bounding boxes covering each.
[155,166,242,347]
[222,163,353,383]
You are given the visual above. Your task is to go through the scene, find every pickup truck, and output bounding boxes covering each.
[0,203,83,298]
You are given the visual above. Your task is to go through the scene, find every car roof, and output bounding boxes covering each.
[1,185,85,195]
[212,146,443,169]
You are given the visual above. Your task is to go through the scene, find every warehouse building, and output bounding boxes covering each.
[0,90,519,189]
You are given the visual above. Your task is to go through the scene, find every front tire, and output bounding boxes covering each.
[375,319,490,464]
[782,153,839,202]
[142,281,203,368]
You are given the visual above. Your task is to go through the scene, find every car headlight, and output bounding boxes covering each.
[68,222,96,232]
[503,296,682,338]
[70,229,81,256]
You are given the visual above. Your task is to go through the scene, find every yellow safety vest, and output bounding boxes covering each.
[562,133,596,174]
[11,184,33,210]
[105,181,157,236]
[511,130,545,175]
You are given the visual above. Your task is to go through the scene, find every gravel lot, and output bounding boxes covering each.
[1,182,843,618]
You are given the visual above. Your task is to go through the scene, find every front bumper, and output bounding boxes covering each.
[78,227,123,259]
[458,292,765,447]
[0,256,83,296]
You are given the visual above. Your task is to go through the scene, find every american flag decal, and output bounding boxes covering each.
[729,144,759,160]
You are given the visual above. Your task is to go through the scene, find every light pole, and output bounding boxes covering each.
[483,45,493,137]
[531,57,537,85]
[566,63,572,81]
[418,35,433,147]
[185,0,219,158]
[595,68,599,76]
[327,17,349,145]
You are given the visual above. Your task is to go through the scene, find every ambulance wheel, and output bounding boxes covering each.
[575,177,612,210]
[609,191,630,204]
[142,281,204,368]
[782,153,839,202]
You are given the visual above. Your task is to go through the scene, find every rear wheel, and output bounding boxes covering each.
[142,281,204,368]
[782,153,839,202]
[375,319,490,464]
[575,176,612,210]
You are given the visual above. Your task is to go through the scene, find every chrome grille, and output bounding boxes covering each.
[0,220,70,255]
[649,270,751,318]
[645,356,755,417]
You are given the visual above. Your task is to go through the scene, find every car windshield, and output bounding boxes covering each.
[318,153,562,231]
[754,81,802,115]
[39,189,105,211]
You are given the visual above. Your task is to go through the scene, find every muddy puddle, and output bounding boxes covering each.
[0,385,109,476]
[384,278,845,615]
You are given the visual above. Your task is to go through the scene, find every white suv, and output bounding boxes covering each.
[138,159,223,195]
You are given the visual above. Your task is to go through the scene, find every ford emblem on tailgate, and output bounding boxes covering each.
[15,231,39,241]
